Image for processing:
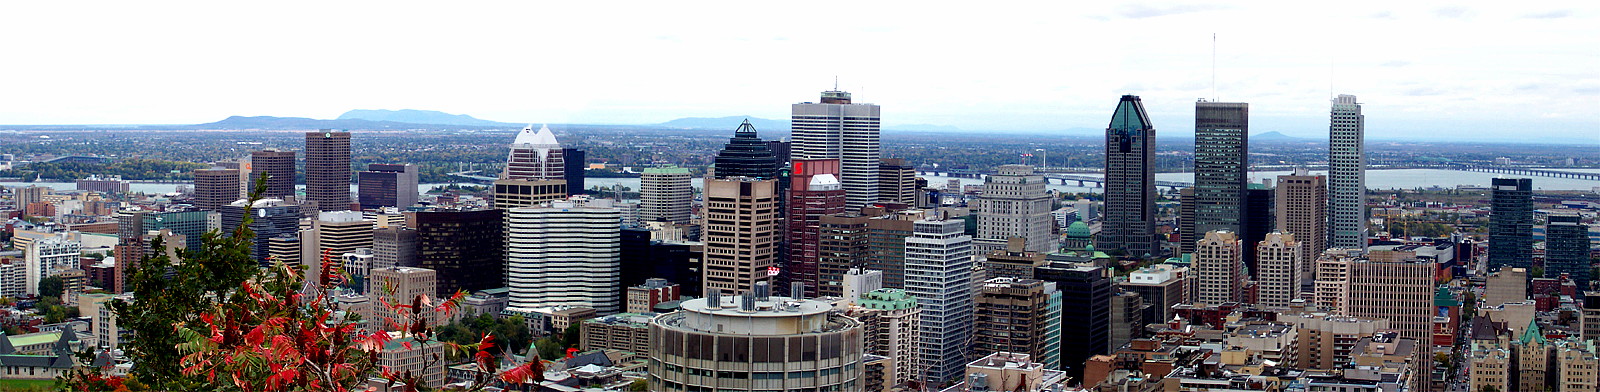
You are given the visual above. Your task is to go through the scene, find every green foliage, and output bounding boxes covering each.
[563,323,581,348]
[628,378,648,391]
[38,276,65,299]
[109,175,267,389]
[438,313,533,359]
[0,159,207,181]
[534,338,565,360]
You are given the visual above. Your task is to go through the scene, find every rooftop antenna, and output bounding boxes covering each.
[834,75,839,91]
[1211,33,1217,101]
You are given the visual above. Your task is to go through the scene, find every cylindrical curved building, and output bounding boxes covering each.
[648,294,864,391]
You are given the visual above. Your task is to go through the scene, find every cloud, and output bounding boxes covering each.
[1523,10,1572,19]
[1379,60,1410,67]
[1434,7,1471,19]
[1404,87,1447,96]
[1370,11,1395,19]
[1514,83,1544,92]
[1115,3,1230,19]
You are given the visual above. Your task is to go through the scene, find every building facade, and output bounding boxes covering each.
[1328,94,1366,250]
[357,163,419,210]
[974,165,1056,254]
[905,218,976,384]
[792,89,881,210]
[1276,169,1327,287]
[304,131,352,212]
[1255,232,1303,307]
[1193,230,1244,305]
[1192,101,1250,241]
[1100,95,1159,257]
[411,209,504,299]
[973,277,1062,370]
[194,168,242,211]
[250,149,296,200]
[785,159,845,298]
[1545,212,1591,288]
[1489,177,1534,269]
[505,201,622,314]
[877,158,917,206]
[640,166,693,225]
[701,177,780,296]
[647,295,864,391]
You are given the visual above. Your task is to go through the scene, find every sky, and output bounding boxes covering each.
[0,1,1595,142]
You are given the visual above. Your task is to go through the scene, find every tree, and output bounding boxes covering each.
[628,378,648,391]
[38,276,65,299]
[535,337,565,360]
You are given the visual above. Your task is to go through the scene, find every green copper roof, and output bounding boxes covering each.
[1518,318,1546,345]
[1067,221,1091,238]
[1434,286,1460,307]
[1108,95,1153,132]
[858,289,917,310]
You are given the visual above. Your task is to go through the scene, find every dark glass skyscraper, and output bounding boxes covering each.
[1545,213,1589,288]
[1100,95,1159,257]
[1193,101,1249,237]
[712,120,780,179]
[1489,177,1532,269]
[305,131,352,212]
[1036,262,1109,381]
[562,148,586,196]
[413,209,505,298]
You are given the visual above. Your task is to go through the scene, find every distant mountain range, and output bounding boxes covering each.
[1252,131,1313,142]
[337,109,516,127]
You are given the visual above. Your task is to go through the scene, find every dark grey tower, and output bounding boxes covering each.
[1192,101,1249,238]
[1545,213,1588,288]
[1489,177,1532,269]
[1099,95,1159,257]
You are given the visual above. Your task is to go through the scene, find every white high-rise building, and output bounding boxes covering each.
[1193,230,1243,305]
[975,165,1057,253]
[1255,232,1304,307]
[506,200,622,314]
[1328,95,1366,250]
[792,90,881,210]
[25,234,80,296]
[640,166,692,225]
[904,218,976,384]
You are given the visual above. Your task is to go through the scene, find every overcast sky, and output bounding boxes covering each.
[1,1,1595,142]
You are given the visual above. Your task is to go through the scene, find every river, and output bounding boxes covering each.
[3,168,1596,195]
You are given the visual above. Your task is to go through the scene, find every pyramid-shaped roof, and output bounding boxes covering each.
[1108,95,1153,132]
[512,124,560,147]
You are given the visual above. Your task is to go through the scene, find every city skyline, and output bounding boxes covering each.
[0,3,1594,143]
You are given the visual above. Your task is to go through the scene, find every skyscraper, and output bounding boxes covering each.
[502,125,566,181]
[974,165,1056,253]
[220,199,301,265]
[1544,213,1589,288]
[506,200,621,314]
[1489,177,1533,269]
[1178,187,1197,255]
[193,168,242,211]
[792,89,881,210]
[1242,184,1274,276]
[1100,95,1158,257]
[1036,263,1109,381]
[561,148,586,196]
[1276,169,1327,288]
[785,159,845,298]
[357,164,419,209]
[701,177,780,296]
[817,215,869,297]
[411,209,504,298]
[1338,252,1436,388]
[878,158,918,206]
[495,125,568,209]
[1192,101,1250,238]
[372,227,417,271]
[973,277,1062,370]
[1328,94,1366,250]
[304,131,352,212]
[904,218,976,384]
[1193,230,1244,305]
[1255,232,1303,307]
[711,120,780,179]
[639,166,692,225]
[368,267,439,331]
[250,149,297,200]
